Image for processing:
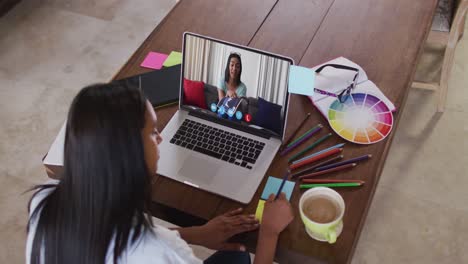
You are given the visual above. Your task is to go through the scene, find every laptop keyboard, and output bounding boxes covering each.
[169,119,265,169]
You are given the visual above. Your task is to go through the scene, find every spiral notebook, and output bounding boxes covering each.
[309,57,396,144]
[309,57,395,118]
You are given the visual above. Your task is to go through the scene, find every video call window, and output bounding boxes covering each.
[182,34,290,136]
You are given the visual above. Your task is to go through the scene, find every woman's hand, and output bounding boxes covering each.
[260,193,294,236]
[226,90,238,98]
[199,208,258,251]
[178,208,259,251]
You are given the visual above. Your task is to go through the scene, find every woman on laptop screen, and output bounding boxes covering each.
[217,53,247,100]
[27,82,293,264]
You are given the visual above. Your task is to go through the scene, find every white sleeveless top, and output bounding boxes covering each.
[26,181,203,264]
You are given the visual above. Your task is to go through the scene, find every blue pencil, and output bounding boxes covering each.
[275,170,290,200]
[315,154,372,171]
[291,143,346,164]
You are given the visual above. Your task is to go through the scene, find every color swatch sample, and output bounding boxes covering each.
[140,51,168,70]
[163,51,182,67]
[328,93,393,144]
[255,200,266,223]
[288,65,315,96]
[260,176,295,201]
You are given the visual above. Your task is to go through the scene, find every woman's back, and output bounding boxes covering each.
[27,181,202,264]
[26,83,171,264]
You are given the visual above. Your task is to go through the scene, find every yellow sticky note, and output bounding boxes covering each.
[163,51,182,67]
[255,200,266,223]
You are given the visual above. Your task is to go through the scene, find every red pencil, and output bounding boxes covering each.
[298,163,357,180]
[301,179,364,184]
[291,155,344,178]
[289,148,343,170]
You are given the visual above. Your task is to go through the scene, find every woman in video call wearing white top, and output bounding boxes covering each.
[26,82,293,264]
[217,53,247,100]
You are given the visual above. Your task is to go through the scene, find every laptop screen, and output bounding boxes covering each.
[181,32,293,139]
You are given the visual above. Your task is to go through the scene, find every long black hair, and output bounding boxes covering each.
[27,81,154,264]
[224,53,242,86]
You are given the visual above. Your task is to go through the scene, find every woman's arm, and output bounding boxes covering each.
[218,89,226,101]
[253,193,294,264]
[175,226,205,245]
[253,228,279,264]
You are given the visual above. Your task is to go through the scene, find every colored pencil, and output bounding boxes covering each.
[275,169,290,200]
[315,154,372,171]
[282,113,310,147]
[286,123,320,148]
[288,133,332,162]
[291,143,346,164]
[298,163,357,180]
[290,148,343,170]
[300,182,363,189]
[291,155,344,178]
[280,124,322,156]
[301,179,365,184]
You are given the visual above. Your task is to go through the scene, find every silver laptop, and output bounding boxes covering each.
[157,32,293,204]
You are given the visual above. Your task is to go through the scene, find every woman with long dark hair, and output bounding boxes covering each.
[27,82,293,264]
[217,53,247,100]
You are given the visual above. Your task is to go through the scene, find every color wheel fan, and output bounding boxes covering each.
[328,93,393,144]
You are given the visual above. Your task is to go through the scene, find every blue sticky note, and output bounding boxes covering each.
[288,65,315,96]
[261,176,295,201]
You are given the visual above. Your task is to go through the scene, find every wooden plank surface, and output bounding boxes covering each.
[248,0,335,63]
[181,0,438,263]
[113,0,278,79]
[271,0,437,262]
[0,0,20,17]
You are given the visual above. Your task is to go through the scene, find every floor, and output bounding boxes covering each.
[0,1,467,263]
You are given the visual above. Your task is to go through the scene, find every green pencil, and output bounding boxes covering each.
[287,124,322,148]
[300,182,363,189]
[288,133,332,162]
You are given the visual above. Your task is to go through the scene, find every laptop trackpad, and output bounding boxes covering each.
[178,155,219,185]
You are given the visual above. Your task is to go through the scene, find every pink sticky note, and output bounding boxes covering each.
[140,52,168,70]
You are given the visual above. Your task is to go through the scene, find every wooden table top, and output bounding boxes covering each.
[110,0,438,263]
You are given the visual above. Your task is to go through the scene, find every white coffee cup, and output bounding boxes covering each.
[299,187,345,243]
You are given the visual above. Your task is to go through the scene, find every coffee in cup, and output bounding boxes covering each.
[299,187,345,243]
[302,195,340,224]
